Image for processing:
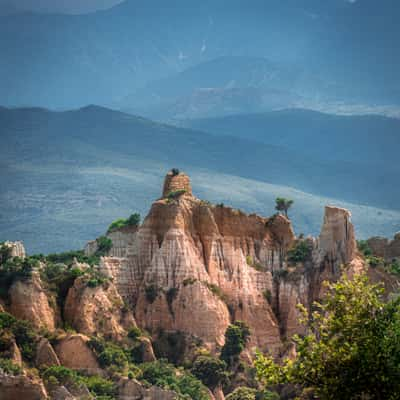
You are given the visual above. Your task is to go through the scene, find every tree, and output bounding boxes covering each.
[275,197,293,218]
[255,273,400,400]
[220,321,250,366]
[191,355,229,390]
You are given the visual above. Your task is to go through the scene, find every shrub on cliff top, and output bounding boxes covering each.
[275,197,293,218]
[107,213,141,233]
[166,189,187,199]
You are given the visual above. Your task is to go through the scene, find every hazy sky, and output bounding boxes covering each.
[0,0,124,14]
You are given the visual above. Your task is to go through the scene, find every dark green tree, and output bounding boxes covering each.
[191,355,229,390]
[275,197,294,218]
[220,321,250,366]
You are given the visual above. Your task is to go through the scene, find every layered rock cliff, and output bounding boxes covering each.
[95,171,363,356]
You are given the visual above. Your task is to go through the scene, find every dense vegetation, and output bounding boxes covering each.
[108,213,141,233]
[255,273,400,400]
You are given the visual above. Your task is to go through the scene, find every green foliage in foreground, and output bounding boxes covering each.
[108,213,141,232]
[255,273,400,400]
[140,359,210,400]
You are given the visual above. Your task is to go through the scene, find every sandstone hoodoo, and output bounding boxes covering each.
[96,170,364,356]
[2,169,392,400]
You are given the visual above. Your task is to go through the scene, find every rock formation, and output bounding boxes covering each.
[95,171,362,355]
[54,334,100,374]
[367,233,400,261]
[9,273,57,331]
[64,276,135,341]
[2,241,26,259]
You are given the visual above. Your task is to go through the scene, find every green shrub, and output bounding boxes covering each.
[166,189,187,199]
[183,278,197,286]
[128,326,143,341]
[88,337,128,371]
[367,256,384,268]
[96,236,112,256]
[226,387,256,400]
[0,312,16,330]
[357,240,373,257]
[140,359,209,400]
[204,282,227,303]
[388,259,400,275]
[0,358,22,375]
[108,213,141,232]
[0,257,37,298]
[42,365,78,386]
[220,321,250,366]
[45,250,99,267]
[287,240,310,263]
[80,375,117,398]
[12,319,38,361]
[191,355,229,390]
[0,243,12,264]
[0,313,38,361]
[145,284,159,304]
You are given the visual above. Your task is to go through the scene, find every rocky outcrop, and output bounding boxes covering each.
[162,170,192,198]
[316,206,356,269]
[0,373,48,400]
[2,241,26,259]
[9,274,57,331]
[367,233,400,261]
[35,338,60,368]
[117,378,177,400]
[64,276,135,341]
[93,173,363,356]
[54,334,100,374]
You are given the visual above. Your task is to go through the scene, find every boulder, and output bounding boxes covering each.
[9,275,57,331]
[54,334,100,374]
[35,338,60,368]
[0,373,48,400]
[64,276,135,341]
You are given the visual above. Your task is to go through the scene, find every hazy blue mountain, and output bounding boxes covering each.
[118,56,307,120]
[183,109,400,168]
[1,105,400,253]
[1,0,399,109]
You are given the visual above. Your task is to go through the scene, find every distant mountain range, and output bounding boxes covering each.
[1,0,399,110]
[182,108,400,168]
[1,105,399,253]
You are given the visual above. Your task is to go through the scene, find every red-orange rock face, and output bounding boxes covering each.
[97,172,363,357]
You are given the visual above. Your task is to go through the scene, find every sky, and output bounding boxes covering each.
[0,0,124,14]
